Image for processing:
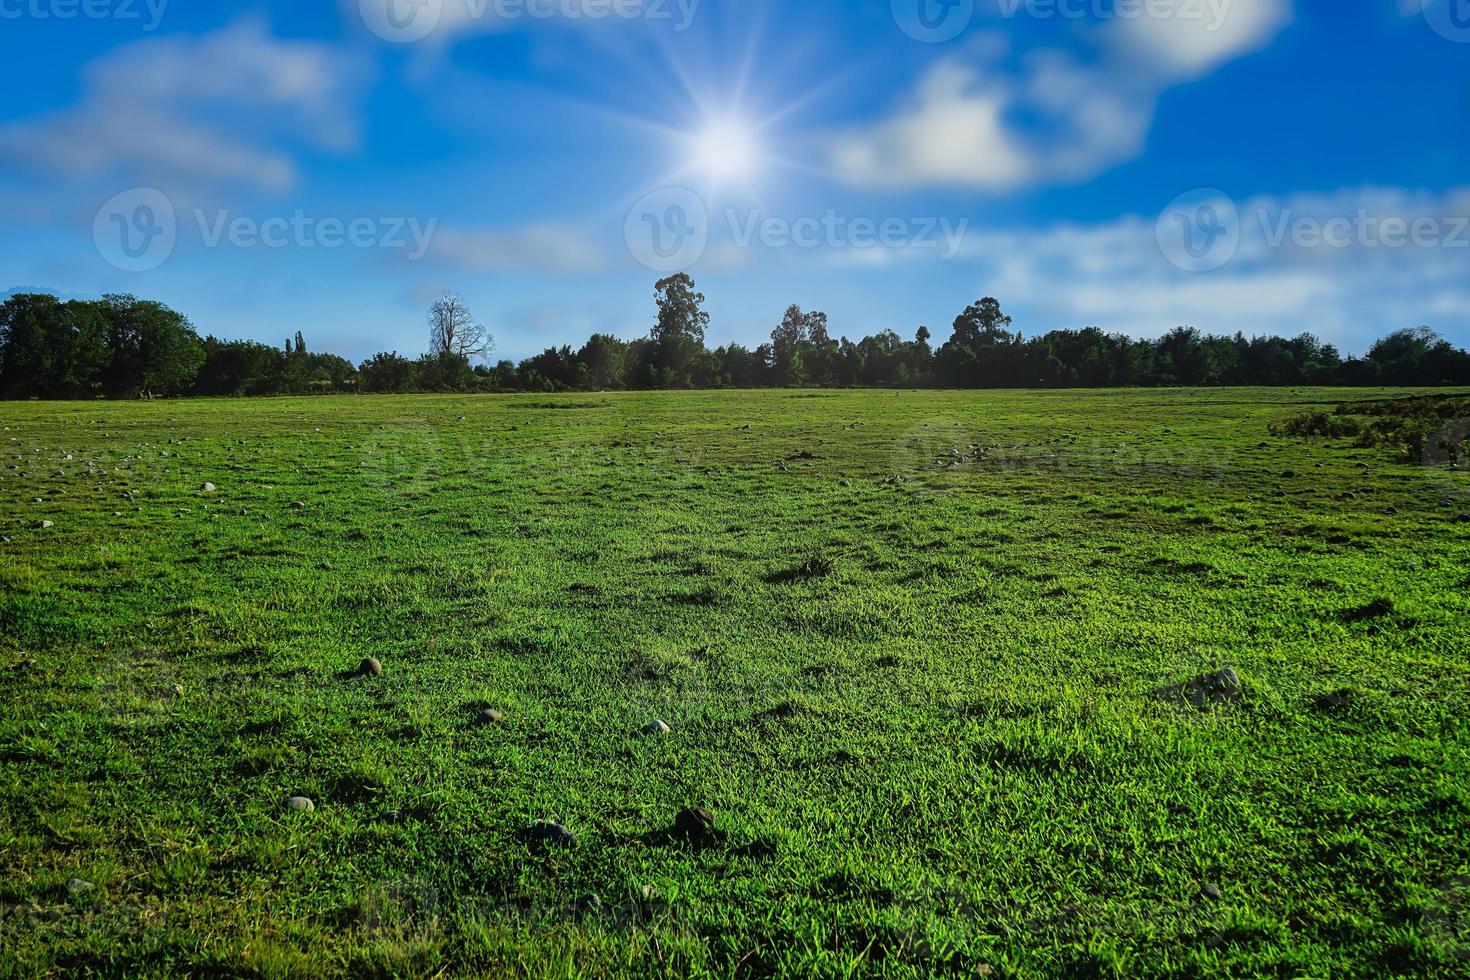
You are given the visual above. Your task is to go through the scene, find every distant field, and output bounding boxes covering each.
[2,388,1468,978]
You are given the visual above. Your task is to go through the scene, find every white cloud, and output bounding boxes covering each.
[832,0,1293,190]
[429,223,606,273]
[831,59,1050,189]
[0,18,370,195]
[1106,0,1291,78]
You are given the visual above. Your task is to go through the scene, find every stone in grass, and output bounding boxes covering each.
[615,885,666,928]
[526,822,577,849]
[1201,882,1223,901]
[671,807,722,846]
[642,719,671,735]
[65,878,95,897]
[1310,688,1355,712]
[37,520,53,529]
[359,657,383,677]
[477,708,504,725]
[284,796,315,813]
[570,893,605,918]
[202,482,216,492]
[1160,668,1243,710]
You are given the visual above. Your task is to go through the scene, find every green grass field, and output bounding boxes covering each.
[2,388,1468,978]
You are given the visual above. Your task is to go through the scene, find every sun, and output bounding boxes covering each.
[690,119,762,184]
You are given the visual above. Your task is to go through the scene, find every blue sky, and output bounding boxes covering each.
[0,0,1467,361]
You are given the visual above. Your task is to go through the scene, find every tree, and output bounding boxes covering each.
[0,293,109,398]
[428,291,493,360]
[649,273,710,387]
[939,297,1018,387]
[577,333,630,390]
[772,305,809,387]
[100,294,203,398]
[359,352,416,393]
[193,338,287,396]
[416,352,476,391]
[950,297,1013,348]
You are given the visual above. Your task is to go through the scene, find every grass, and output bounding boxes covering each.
[1,386,1468,978]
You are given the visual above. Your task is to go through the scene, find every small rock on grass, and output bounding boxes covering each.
[284,796,315,813]
[571,893,604,917]
[1310,688,1354,712]
[1160,668,1242,709]
[1201,883,1223,901]
[477,708,504,725]
[1188,668,1242,706]
[642,719,671,735]
[527,822,577,849]
[672,807,721,845]
[65,878,94,897]
[359,657,382,677]
[202,482,216,492]
[37,520,53,529]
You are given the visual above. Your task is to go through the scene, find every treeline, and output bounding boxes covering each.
[3,278,1469,399]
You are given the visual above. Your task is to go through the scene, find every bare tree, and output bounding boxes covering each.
[428,291,493,359]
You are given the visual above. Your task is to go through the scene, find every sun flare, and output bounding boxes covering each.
[691,119,761,184]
